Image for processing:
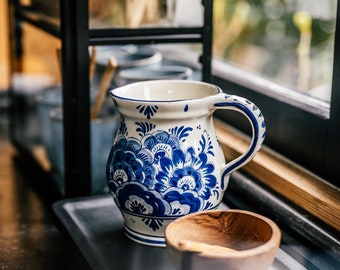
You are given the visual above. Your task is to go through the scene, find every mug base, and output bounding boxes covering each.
[124,225,166,247]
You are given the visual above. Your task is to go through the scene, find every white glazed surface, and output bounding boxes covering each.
[112,80,218,101]
[107,80,266,246]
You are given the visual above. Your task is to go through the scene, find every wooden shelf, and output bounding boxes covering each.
[215,119,340,231]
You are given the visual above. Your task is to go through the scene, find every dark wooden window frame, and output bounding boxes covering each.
[213,0,340,189]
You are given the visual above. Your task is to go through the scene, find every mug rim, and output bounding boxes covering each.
[110,80,222,103]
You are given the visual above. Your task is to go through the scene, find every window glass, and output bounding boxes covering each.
[213,0,336,102]
[88,0,204,29]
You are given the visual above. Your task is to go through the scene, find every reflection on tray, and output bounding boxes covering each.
[53,195,306,270]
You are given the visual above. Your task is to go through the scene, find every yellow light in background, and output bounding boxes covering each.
[293,11,312,91]
[0,0,10,90]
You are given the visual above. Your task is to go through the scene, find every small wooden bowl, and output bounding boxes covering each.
[165,209,281,270]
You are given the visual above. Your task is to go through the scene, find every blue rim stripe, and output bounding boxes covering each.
[124,226,166,246]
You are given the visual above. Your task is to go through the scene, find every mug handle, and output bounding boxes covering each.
[212,93,266,188]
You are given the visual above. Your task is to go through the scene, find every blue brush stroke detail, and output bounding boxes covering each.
[214,102,264,189]
[136,105,159,119]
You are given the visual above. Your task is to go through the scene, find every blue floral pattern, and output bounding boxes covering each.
[107,125,218,231]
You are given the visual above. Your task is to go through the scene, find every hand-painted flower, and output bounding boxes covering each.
[116,182,172,216]
[163,187,202,215]
[155,147,217,200]
[107,136,157,191]
[142,131,181,163]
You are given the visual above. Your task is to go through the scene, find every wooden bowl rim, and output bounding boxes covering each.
[165,209,281,258]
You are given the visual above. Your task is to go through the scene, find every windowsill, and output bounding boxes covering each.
[214,119,340,231]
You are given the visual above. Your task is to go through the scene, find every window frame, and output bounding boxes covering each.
[212,0,340,188]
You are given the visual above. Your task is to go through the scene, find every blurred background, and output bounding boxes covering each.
[1,0,336,101]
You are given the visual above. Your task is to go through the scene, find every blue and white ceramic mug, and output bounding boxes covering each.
[106,80,266,247]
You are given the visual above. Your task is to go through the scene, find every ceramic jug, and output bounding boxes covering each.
[106,80,266,246]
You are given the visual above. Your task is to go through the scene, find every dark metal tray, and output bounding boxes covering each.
[52,194,306,270]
